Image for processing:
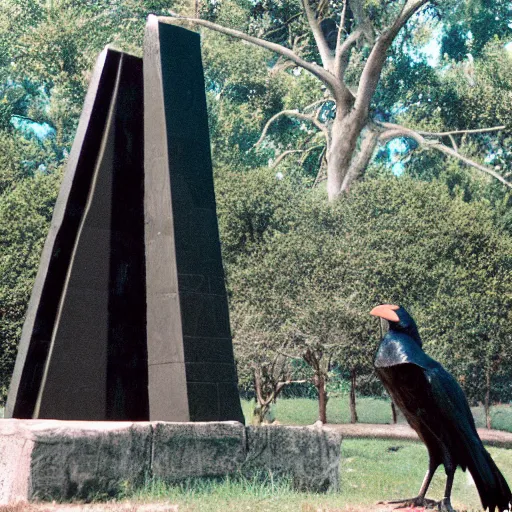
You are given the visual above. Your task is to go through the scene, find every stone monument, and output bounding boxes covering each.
[6,17,244,424]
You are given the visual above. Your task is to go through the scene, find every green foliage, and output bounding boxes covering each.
[0,130,60,194]
[439,0,512,60]
[225,175,512,408]
[0,0,193,152]
[216,166,305,266]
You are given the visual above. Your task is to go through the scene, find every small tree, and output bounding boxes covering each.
[232,310,306,424]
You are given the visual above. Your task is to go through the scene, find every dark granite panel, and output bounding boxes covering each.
[185,362,237,383]
[146,292,184,366]
[106,53,148,421]
[208,276,227,296]
[144,18,189,421]
[144,19,244,423]
[167,164,216,210]
[186,382,220,421]
[36,288,109,420]
[178,274,209,294]
[69,227,111,291]
[6,49,123,419]
[159,25,211,142]
[218,382,246,424]
[145,236,179,295]
[173,208,224,276]
[183,337,235,364]
[166,142,215,209]
[148,362,189,421]
[180,292,230,338]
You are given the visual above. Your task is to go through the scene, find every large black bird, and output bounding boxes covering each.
[370,304,511,512]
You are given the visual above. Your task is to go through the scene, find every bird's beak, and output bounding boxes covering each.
[370,304,400,323]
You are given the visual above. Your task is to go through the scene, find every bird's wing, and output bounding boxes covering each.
[426,363,484,454]
[427,363,511,511]
[427,364,496,478]
[425,363,477,435]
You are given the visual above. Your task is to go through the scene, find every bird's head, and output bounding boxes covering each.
[370,304,422,346]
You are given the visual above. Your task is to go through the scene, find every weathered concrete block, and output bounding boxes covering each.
[152,421,246,480]
[244,424,342,492]
[0,420,341,505]
[0,419,151,504]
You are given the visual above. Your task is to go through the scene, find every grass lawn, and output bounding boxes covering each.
[114,437,512,511]
[241,396,394,426]
[241,397,512,432]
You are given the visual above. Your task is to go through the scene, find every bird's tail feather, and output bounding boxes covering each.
[466,438,511,512]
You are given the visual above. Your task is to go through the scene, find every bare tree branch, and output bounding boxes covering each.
[300,144,324,163]
[271,149,303,168]
[276,349,303,360]
[270,57,297,75]
[159,14,345,100]
[417,125,506,137]
[337,0,348,50]
[253,369,265,406]
[348,0,376,43]
[313,148,327,186]
[10,113,45,125]
[301,0,334,70]
[334,27,364,79]
[302,98,334,113]
[432,144,512,189]
[447,134,458,152]
[253,109,328,149]
[271,144,324,168]
[275,379,308,395]
[354,0,429,114]
[379,122,512,189]
[262,12,302,39]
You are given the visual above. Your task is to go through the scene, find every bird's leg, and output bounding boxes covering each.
[378,460,439,509]
[439,469,456,512]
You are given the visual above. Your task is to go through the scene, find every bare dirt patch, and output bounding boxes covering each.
[0,505,425,512]
[326,422,512,448]
[0,503,179,512]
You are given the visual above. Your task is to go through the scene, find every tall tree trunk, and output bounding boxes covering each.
[391,401,397,424]
[485,367,492,429]
[316,374,328,424]
[253,369,270,425]
[326,113,365,200]
[349,368,358,423]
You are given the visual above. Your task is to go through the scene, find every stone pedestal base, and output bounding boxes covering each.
[0,420,341,505]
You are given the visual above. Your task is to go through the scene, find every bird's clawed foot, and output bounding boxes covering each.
[377,497,456,511]
[377,496,439,509]
[438,497,456,512]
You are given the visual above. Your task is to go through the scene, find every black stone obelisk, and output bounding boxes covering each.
[6,19,244,423]
[144,16,244,423]
[5,49,148,420]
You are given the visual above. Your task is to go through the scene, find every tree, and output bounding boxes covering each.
[227,192,340,423]
[232,310,306,424]
[163,0,511,200]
